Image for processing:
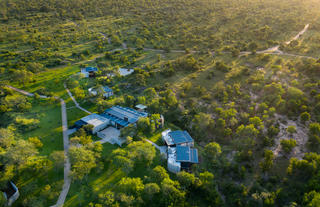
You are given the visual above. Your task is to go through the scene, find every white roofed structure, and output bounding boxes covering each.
[81,114,109,134]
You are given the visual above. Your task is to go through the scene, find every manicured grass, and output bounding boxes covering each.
[67,107,89,127]
[10,97,64,206]
[17,98,63,156]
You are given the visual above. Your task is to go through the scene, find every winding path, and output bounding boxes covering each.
[5,85,71,207]
[241,24,311,57]
[5,21,313,207]
[64,83,92,114]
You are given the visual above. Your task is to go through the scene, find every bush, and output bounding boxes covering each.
[281,139,297,153]
[15,116,40,132]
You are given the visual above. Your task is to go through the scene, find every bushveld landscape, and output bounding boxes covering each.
[1,0,320,206]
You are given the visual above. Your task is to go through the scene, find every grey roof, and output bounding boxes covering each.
[176,145,198,163]
[102,105,147,127]
[81,113,109,127]
[135,104,147,110]
[169,130,194,145]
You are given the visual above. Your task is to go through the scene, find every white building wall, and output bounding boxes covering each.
[167,158,181,173]
[80,69,89,78]
[92,121,109,134]
[103,91,113,98]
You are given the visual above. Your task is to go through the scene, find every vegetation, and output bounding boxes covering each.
[0,0,320,206]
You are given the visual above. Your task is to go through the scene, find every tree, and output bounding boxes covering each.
[287,155,318,179]
[259,150,274,173]
[198,171,215,192]
[28,137,43,148]
[177,171,195,189]
[69,146,97,181]
[137,117,152,134]
[303,191,320,207]
[0,165,14,189]
[0,192,6,207]
[127,141,156,165]
[301,112,311,123]
[204,142,221,168]
[50,151,65,170]
[231,47,240,57]
[160,178,185,206]
[118,177,144,196]
[308,123,320,147]
[151,166,169,184]
[73,87,85,100]
[192,113,214,139]
[98,191,115,206]
[287,126,297,134]
[13,69,34,85]
[248,42,258,53]
[144,183,160,201]
[113,155,133,174]
[0,128,15,148]
[281,139,297,154]
[235,124,259,150]
[124,95,135,107]
[4,139,38,169]
[144,88,157,99]
[15,117,40,132]
[249,116,264,130]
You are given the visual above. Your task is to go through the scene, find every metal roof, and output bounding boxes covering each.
[100,113,129,127]
[85,67,98,72]
[169,130,194,145]
[176,145,198,163]
[101,105,147,127]
[103,86,113,92]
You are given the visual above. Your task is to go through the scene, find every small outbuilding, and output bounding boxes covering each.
[81,66,98,78]
[88,86,113,98]
[135,104,147,112]
[119,68,134,76]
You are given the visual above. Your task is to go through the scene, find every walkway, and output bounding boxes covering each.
[52,99,71,207]
[145,139,167,155]
[64,83,92,114]
[241,23,311,57]
[6,85,71,207]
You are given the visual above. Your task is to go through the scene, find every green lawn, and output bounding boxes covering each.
[64,141,166,207]
[64,143,121,207]
[11,97,64,206]
[12,65,80,98]
[67,107,89,127]
[16,98,63,156]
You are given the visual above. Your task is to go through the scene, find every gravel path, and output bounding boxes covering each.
[52,99,71,207]
[64,83,92,114]
[5,85,71,207]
